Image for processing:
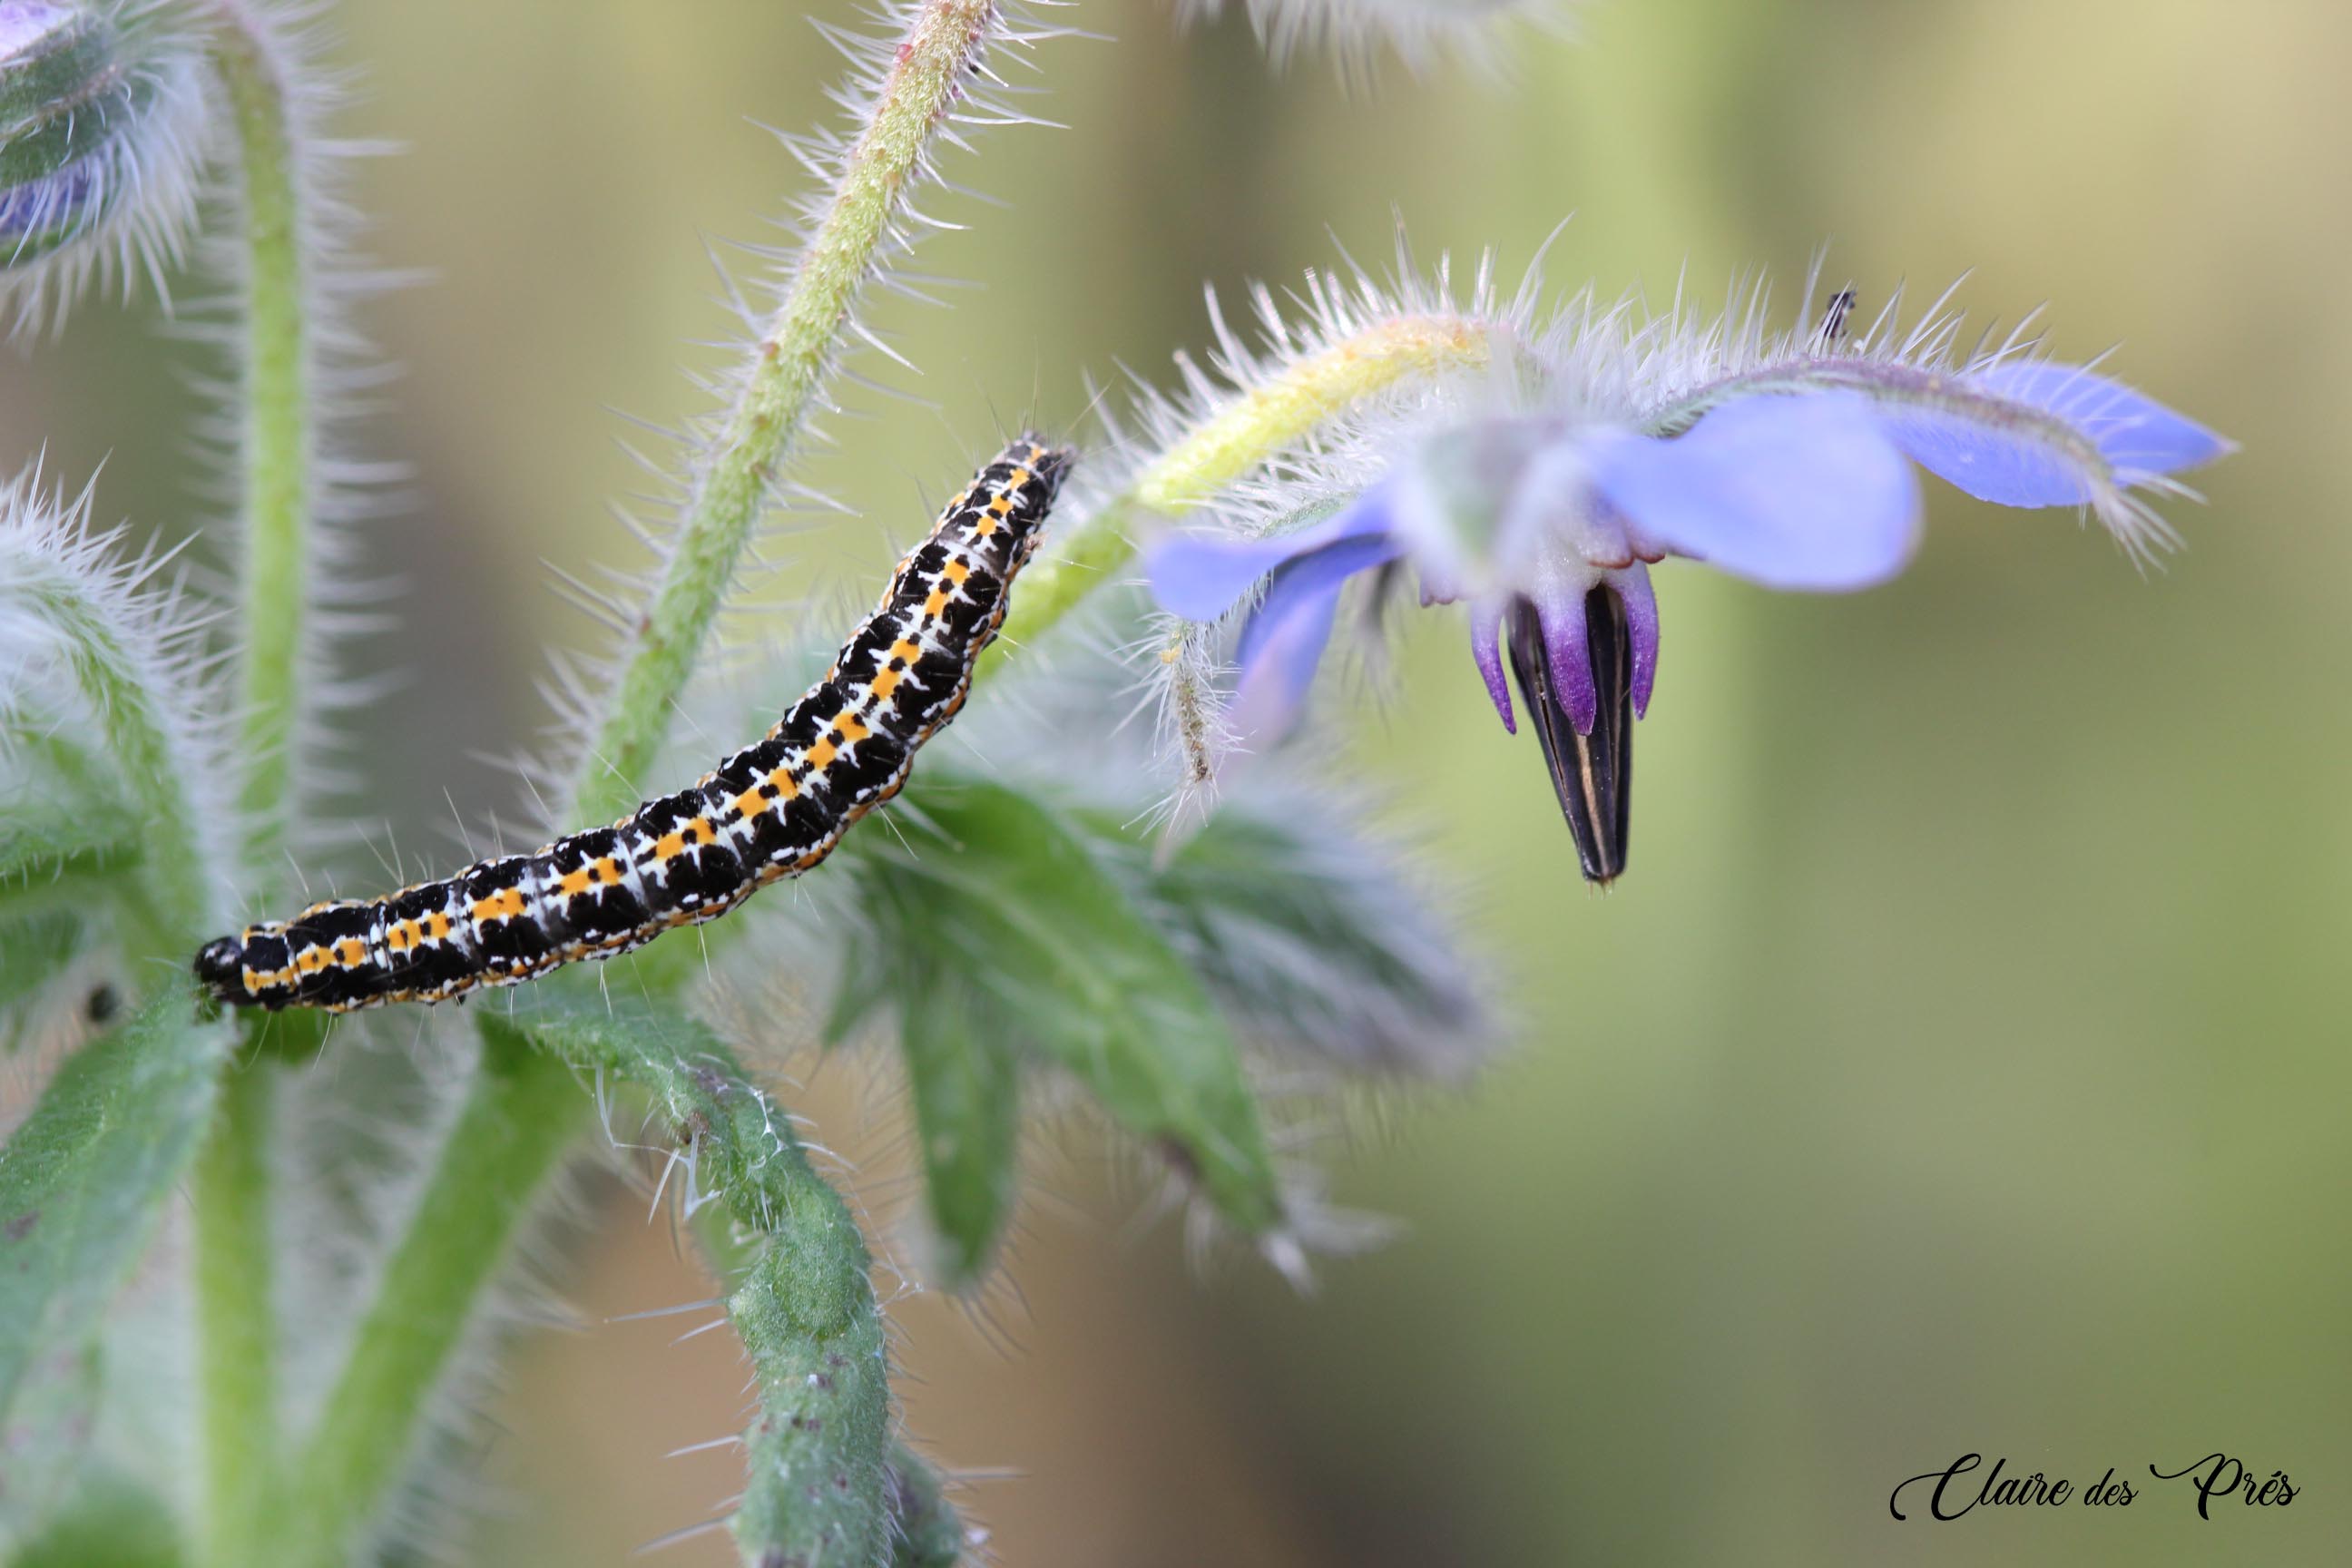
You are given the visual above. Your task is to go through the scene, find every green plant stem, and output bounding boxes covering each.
[276,1034,584,1568]
[191,1056,277,1568]
[574,0,1003,826]
[206,9,310,880]
[984,312,1495,674]
[172,19,309,1563]
[515,1001,897,1566]
[885,1446,967,1568]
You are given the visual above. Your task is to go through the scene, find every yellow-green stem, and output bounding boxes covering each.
[209,13,309,883]
[189,14,310,1564]
[276,1039,585,1568]
[191,1057,277,1568]
[986,313,1494,671]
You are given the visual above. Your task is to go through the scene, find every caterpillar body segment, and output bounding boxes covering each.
[194,436,1074,1012]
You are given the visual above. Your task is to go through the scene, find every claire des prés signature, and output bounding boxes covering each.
[1890,1452,2298,1522]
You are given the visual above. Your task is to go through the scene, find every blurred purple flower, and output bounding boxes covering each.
[1148,367,2229,884]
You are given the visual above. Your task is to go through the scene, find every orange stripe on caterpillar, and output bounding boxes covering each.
[195,436,1074,1013]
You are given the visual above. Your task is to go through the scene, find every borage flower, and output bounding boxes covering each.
[1148,325,2230,884]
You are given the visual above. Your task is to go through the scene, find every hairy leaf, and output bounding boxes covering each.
[0,1338,99,1551]
[0,909,103,1052]
[0,977,225,1420]
[896,968,1024,1289]
[6,1468,182,1568]
[846,779,1282,1235]
[1086,800,1492,1078]
[0,731,144,943]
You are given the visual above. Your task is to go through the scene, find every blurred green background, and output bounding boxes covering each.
[5,0,2347,1562]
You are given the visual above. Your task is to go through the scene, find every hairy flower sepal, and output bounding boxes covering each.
[0,3,129,259]
[0,0,203,328]
[0,4,109,122]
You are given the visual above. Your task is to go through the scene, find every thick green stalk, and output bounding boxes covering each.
[207,11,310,880]
[191,1061,276,1568]
[884,1447,967,1568]
[986,312,1494,671]
[275,1034,584,1568]
[575,0,1003,825]
[188,16,312,1561]
[514,1000,902,1567]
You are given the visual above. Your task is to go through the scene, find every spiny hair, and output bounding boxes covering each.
[0,456,240,933]
[167,1,410,905]
[1180,0,1581,84]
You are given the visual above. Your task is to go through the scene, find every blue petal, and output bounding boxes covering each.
[1230,573,1346,748]
[1592,392,1923,592]
[1144,489,1399,622]
[1235,534,1402,668]
[1468,601,1513,735]
[1973,361,2231,485]
[1223,529,1402,746]
[1877,362,2230,508]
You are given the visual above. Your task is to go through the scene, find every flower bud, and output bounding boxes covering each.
[0,1,204,325]
[0,4,109,122]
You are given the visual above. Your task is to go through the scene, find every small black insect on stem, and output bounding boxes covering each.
[1816,286,1857,348]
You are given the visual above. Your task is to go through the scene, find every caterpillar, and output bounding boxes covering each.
[194,436,1074,1013]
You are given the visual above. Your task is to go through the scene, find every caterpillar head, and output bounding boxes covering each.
[1021,433,1075,505]
[193,933,244,1004]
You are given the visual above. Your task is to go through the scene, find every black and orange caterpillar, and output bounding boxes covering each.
[195,436,1073,1012]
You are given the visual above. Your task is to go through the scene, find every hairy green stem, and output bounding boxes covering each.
[575,0,1003,825]
[513,1001,897,1566]
[986,312,1494,671]
[205,9,311,883]
[884,1447,967,1568]
[191,1060,277,1568]
[172,18,313,1562]
[276,1034,583,1567]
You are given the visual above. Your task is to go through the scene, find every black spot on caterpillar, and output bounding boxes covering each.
[194,436,1074,1012]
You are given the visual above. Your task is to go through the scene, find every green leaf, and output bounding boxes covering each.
[0,1338,99,1552]
[0,909,102,1053]
[897,970,1023,1289]
[847,779,1282,1235]
[6,1469,183,1568]
[504,996,895,1568]
[0,732,145,952]
[0,729,142,885]
[0,976,226,1420]
[0,504,226,946]
[1083,800,1492,1078]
